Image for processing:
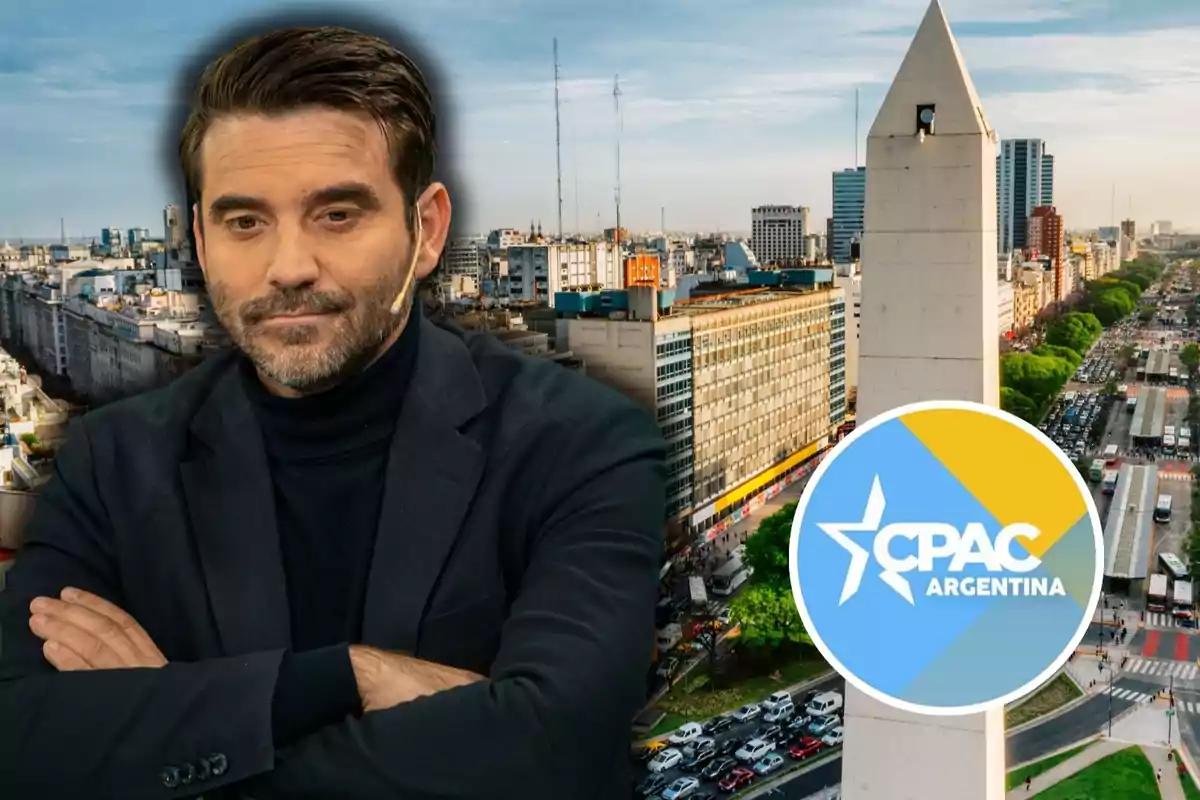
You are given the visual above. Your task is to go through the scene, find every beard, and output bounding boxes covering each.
[209,273,409,394]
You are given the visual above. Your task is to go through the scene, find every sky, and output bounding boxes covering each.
[0,0,1197,240]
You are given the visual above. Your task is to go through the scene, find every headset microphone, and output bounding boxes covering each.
[390,210,424,316]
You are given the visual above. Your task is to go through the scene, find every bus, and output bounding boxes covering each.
[710,559,753,597]
[1103,444,1120,463]
[1148,573,1169,612]
[1164,434,1177,455]
[1089,458,1106,481]
[1101,470,1119,495]
[1126,396,1138,413]
[1175,581,1195,627]
[1171,367,1181,384]
[1161,552,1189,582]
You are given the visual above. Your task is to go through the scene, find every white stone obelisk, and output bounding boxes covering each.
[843,1,1003,798]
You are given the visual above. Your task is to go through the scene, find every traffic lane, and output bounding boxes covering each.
[758,756,841,799]
[636,674,845,790]
[1005,678,1154,765]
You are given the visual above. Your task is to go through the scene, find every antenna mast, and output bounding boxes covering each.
[613,74,622,251]
[553,38,564,241]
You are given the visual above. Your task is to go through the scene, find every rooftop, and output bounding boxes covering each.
[1103,463,1157,579]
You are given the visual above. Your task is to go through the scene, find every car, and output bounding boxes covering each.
[670,722,705,746]
[808,715,840,736]
[683,749,715,770]
[648,748,684,773]
[636,774,669,797]
[735,738,776,762]
[657,657,681,679]
[753,752,786,775]
[789,736,824,759]
[715,738,741,758]
[821,726,845,747]
[684,737,716,759]
[762,700,793,723]
[754,724,784,743]
[732,704,761,723]
[701,757,738,781]
[761,690,793,712]
[703,715,734,735]
[786,714,814,734]
[717,767,756,793]
[662,776,700,799]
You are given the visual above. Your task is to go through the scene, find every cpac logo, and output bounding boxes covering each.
[819,476,1067,605]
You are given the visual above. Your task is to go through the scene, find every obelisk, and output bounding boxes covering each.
[843,1,1003,798]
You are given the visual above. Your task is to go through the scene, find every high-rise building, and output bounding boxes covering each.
[163,205,186,250]
[997,138,1054,254]
[558,281,844,529]
[1026,206,1064,299]
[1151,220,1174,236]
[750,205,809,265]
[1120,219,1137,239]
[831,167,866,263]
[505,242,620,303]
[851,1,1003,797]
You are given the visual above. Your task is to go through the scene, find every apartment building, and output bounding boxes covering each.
[505,242,621,304]
[557,276,844,540]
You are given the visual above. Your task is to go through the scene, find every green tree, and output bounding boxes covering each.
[1181,344,1200,377]
[1032,344,1083,369]
[741,502,795,589]
[1118,343,1137,366]
[1001,352,1074,408]
[1090,288,1134,326]
[1138,306,1156,322]
[1088,277,1142,302]
[727,583,812,651]
[1000,387,1038,422]
[1186,524,1200,573]
[1045,312,1102,354]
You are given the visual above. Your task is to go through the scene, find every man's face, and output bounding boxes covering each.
[192,108,438,394]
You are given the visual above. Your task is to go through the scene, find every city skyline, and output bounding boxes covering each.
[1,0,1198,239]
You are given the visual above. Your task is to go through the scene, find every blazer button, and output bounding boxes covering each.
[160,766,181,789]
[180,762,196,785]
[207,752,228,777]
[196,757,212,781]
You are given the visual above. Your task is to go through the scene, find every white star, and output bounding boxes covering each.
[816,476,915,606]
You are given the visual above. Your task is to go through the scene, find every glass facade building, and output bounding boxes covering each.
[831,167,866,264]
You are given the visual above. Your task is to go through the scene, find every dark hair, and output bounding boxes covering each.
[179,25,436,224]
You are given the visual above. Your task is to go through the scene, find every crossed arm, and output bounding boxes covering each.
[0,408,666,799]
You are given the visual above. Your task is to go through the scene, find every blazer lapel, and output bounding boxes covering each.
[361,318,488,650]
[181,365,291,655]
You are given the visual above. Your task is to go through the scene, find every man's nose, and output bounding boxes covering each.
[264,225,321,288]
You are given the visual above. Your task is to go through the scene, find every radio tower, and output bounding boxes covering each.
[613,74,623,251]
[553,38,564,241]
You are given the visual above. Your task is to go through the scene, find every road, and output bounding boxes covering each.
[1006,676,1161,766]
[635,673,844,795]
[749,758,840,798]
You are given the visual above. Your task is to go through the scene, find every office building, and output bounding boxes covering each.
[558,278,844,532]
[997,138,1054,254]
[851,1,1004,797]
[750,205,809,265]
[1121,219,1137,239]
[831,168,866,264]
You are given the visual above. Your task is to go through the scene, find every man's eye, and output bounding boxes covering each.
[324,209,357,224]
[228,216,260,231]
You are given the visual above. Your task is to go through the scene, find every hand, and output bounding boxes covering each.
[348,645,483,713]
[28,587,167,671]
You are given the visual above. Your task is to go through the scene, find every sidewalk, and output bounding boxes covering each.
[1004,739,1188,798]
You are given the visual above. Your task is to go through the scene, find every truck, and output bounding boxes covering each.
[1149,573,1169,612]
[1174,580,1195,627]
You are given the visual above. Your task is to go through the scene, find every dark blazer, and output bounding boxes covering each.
[0,316,667,800]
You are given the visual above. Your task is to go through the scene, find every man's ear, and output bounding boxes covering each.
[414,182,451,280]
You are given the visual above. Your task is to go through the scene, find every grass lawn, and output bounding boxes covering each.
[648,654,830,737]
[1177,752,1200,800]
[1005,743,1091,790]
[1033,746,1158,800]
[1006,673,1082,729]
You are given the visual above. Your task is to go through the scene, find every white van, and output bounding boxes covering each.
[805,690,844,718]
[761,690,793,712]
[763,698,794,723]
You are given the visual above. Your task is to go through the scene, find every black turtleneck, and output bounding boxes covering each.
[241,313,422,748]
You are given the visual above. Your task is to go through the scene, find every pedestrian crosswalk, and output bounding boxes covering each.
[1145,612,1192,628]
[1106,686,1156,704]
[1159,471,1193,482]
[1176,700,1200,713]
[1125,658,1199,680]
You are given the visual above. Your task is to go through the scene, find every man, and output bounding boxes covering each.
[0,22,666,800]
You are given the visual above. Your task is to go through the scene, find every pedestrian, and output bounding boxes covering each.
[1025,775,1031,792]
[1158,768,1162,784]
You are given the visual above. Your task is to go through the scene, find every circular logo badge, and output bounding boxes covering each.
[790,400,1103,715]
